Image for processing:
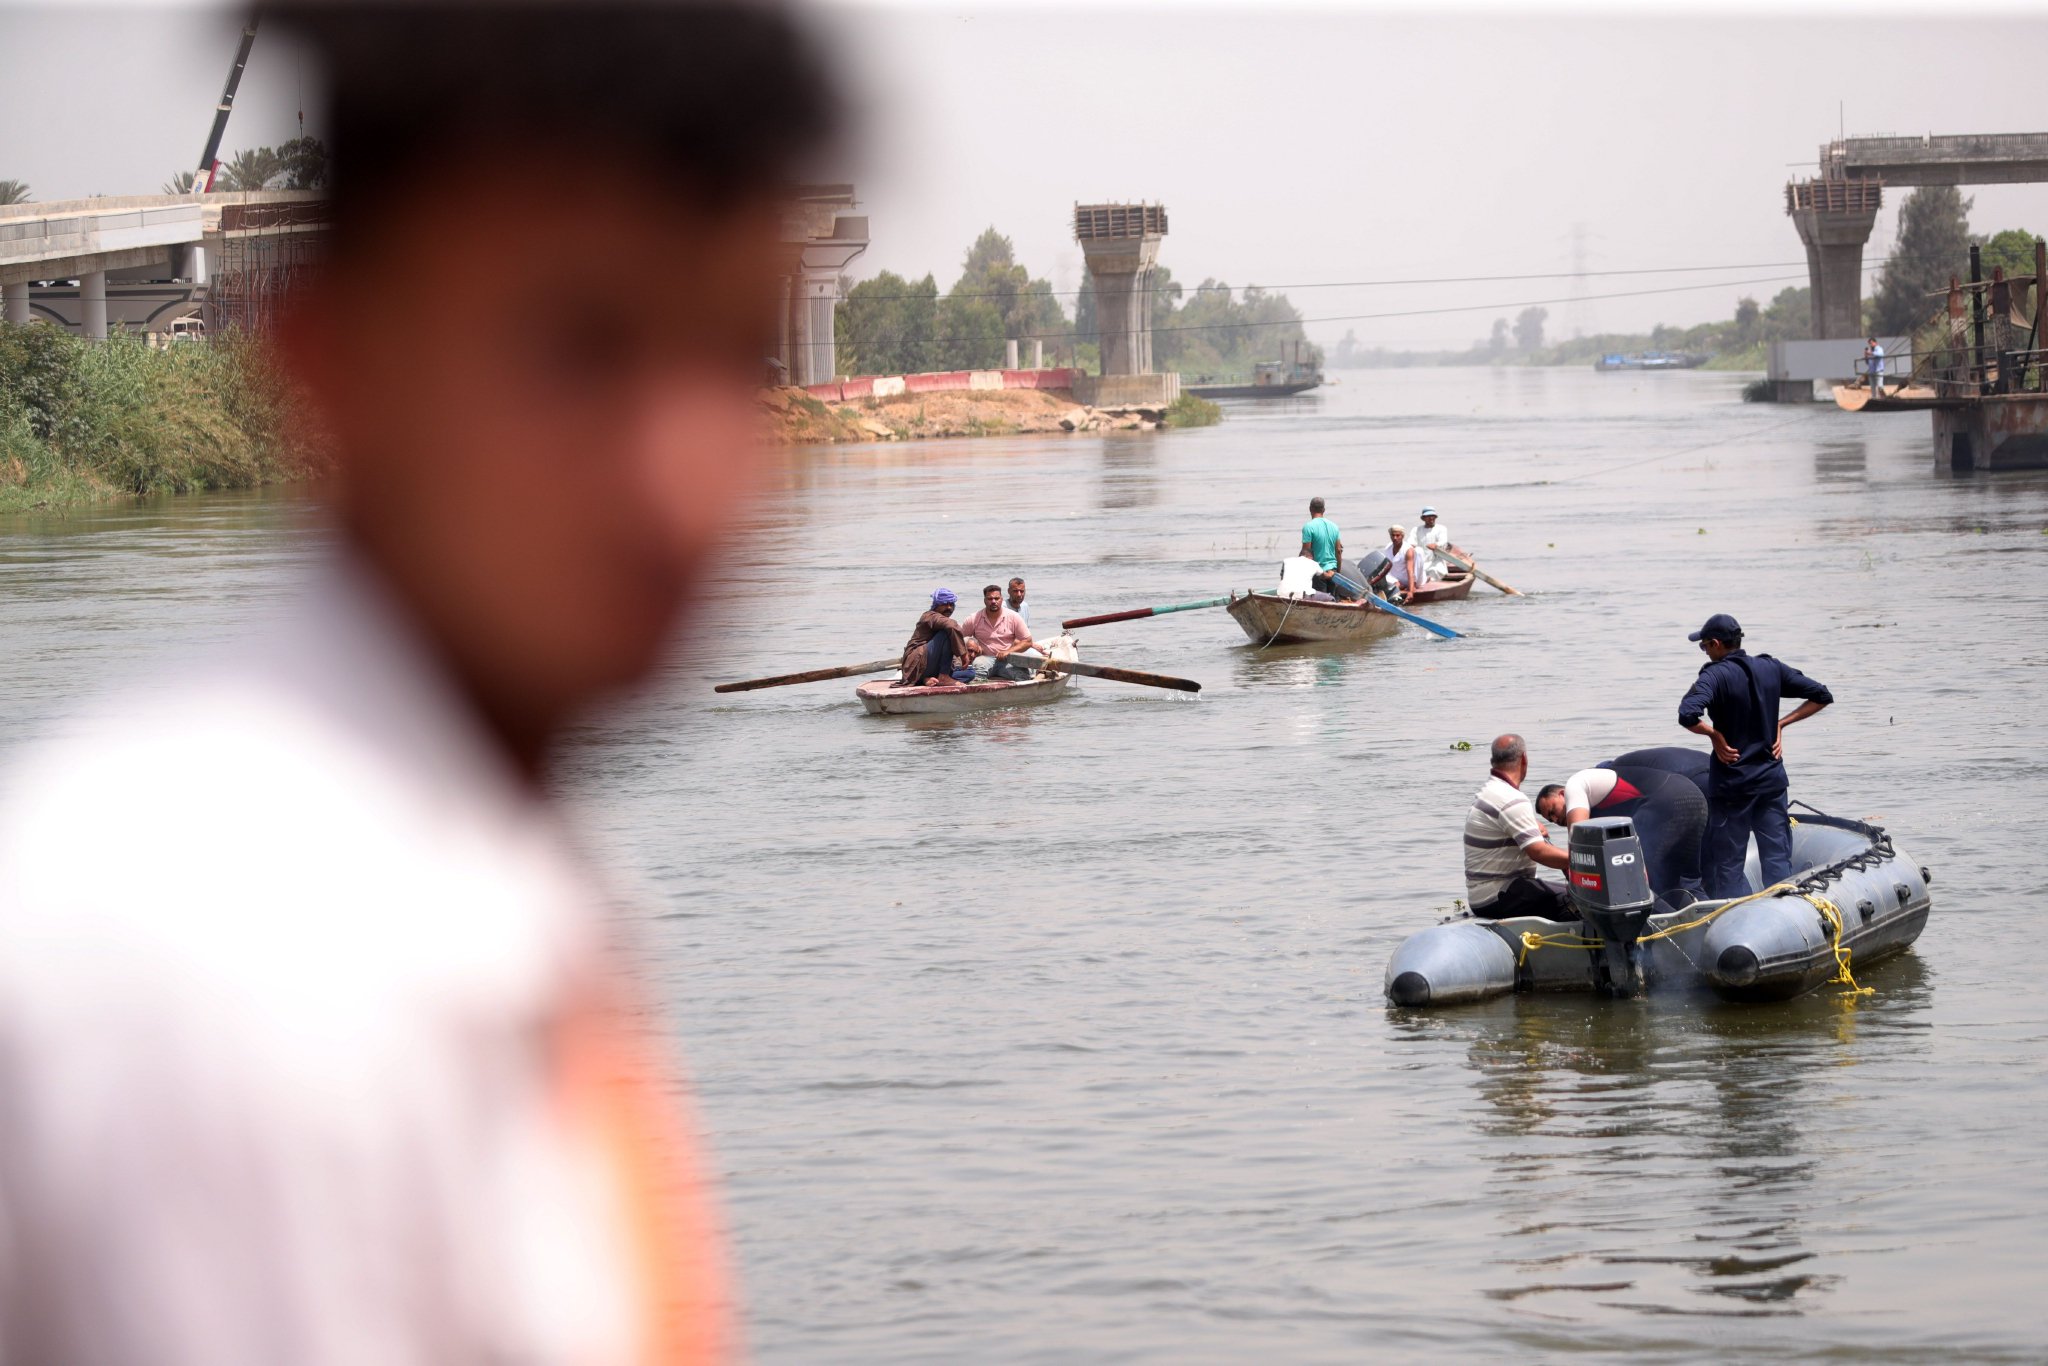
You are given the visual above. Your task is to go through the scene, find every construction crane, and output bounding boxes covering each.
[193,20,259,192]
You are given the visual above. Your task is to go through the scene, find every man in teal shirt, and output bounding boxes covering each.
[1300,497,1343,572]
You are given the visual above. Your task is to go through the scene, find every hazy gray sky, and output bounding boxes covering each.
[5,2,2047,350]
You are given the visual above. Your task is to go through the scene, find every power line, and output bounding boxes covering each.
[844,259,1818,304]
[899,272,1814,348]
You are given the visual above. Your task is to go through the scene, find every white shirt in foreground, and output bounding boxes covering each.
[0,557,679,1365]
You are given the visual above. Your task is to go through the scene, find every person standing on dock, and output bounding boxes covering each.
[1463,735,1577,921]
[1677,614,1834,898]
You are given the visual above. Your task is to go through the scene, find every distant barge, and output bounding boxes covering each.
[1594,351,1707,372]
[1185,344,1322,399]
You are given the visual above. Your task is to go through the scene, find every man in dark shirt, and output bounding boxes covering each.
[896,590,976,688]
[1677,614,1834,898]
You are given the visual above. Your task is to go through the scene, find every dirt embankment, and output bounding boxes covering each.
[760,387,1167,444]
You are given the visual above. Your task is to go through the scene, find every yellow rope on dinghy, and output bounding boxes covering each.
[1510,880,1804,968]
[1512,881,1875,997]
[1516,929,1603,966]
[1799,892,1874,997]
[1638,880,1798,943]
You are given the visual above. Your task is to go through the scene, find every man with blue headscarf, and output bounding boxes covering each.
[895,590,977,688]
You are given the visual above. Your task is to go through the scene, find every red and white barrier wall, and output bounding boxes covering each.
[804,368,1078,403]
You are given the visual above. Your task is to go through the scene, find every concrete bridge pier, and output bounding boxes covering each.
[2,281,27,325]
[1072,202,1178,407]
[79,271,107,340]
[1786,178,1881,340]
[792,264,840,387]
[1075,202,1168,377]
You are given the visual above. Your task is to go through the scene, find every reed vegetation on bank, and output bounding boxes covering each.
[1165,392,1223,429]
[0,325,320,513]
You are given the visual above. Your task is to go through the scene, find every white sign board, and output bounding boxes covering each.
[1769,336,1911,383]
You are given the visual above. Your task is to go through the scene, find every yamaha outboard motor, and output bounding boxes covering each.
[1351,549,1392,594]
[1568,816,1656,997]
[1317,550,1393,600]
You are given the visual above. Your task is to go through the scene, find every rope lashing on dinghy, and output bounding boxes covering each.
[1516,880,1806,969]
[1637,880,1800,943]
[1797,892,1874,997]
[1516,928,1604,965]
[1510,815,1902,994]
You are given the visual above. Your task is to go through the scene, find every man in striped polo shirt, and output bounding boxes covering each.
[1463,734,1577,921]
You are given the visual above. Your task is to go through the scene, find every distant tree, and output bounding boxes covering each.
[0,180,31,205]
[938,225,1067,367]
[835,271,938,377]
[958,227,1014,284]
[1733,296,1761,345]
[218,147,284,192]
[1979,228,2041,285]
[276,137,330,191]
[1488,318,1509,353]
[1144,264,1183,347]
[1871,186,1974,335]
[1513,306,1547,351]
[936,294,1006,369]
[1335,329,1361,366]
[1761,285,1809,342]
[162,170,197,195]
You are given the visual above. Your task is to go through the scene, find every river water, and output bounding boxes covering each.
[1,368,2044,1360]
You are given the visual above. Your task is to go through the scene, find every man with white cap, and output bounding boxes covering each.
[1416,506,1463,582]
[1380,524,1423,600]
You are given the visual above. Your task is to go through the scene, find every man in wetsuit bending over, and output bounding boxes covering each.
[1537,747,1711,902]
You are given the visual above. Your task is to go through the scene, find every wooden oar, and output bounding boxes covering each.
[1328,572,1461,640]
[714,658,898,693]
[1435,547,1522,597]
[1062,596,1230,630]
[1019,655,1201,692]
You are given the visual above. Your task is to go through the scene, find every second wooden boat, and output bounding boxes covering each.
[1226,591,1402,646]
[1404,572,1475,606]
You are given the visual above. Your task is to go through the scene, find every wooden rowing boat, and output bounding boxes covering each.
[856,672,1071,715]
[1226,591,1402,646]
[1404,571,1475,606]
[855,635,1080,715]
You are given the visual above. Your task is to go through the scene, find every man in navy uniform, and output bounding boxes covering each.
[1677,613,1834,898]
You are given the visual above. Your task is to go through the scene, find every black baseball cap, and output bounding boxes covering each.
[1688,613,1742,643]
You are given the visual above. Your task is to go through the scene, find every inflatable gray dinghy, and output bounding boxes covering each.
[1385,806,1931,1007]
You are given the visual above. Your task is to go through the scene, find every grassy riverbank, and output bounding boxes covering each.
[0,325,319,513]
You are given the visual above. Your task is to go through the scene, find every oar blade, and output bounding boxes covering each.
[1328,573,1460,640]
[714,657,899,693]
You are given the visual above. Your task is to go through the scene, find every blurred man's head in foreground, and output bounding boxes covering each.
[272,1,840,765]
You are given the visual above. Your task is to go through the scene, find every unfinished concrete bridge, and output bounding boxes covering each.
[1785,131,2048,339]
